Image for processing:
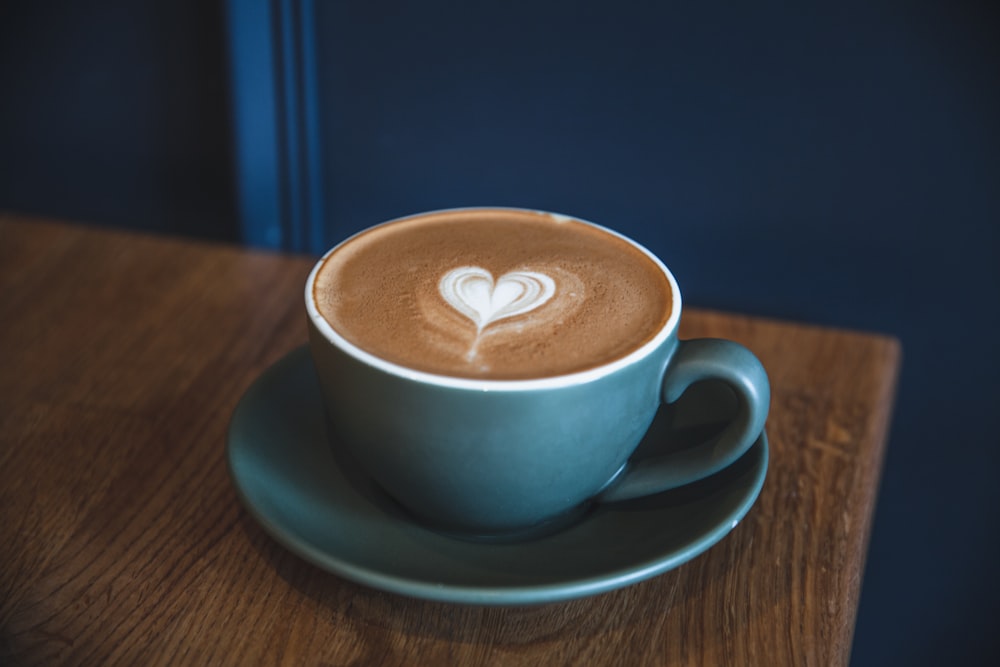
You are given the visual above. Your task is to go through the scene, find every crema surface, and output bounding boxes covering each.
[313,209,673,379]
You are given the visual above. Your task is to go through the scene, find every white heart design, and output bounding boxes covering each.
[439,266,556,331]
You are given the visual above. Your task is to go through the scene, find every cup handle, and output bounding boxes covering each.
[597,338,770,502]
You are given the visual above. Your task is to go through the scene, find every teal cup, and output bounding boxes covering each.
[305,210,769,538]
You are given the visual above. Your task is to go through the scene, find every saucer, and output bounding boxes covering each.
[227,347,768,605]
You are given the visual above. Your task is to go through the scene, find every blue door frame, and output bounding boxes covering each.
[226,0,325,253]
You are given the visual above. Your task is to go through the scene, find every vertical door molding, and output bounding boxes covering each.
[226,0,325,252]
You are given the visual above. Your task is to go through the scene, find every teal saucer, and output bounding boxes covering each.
[227,347,768,605]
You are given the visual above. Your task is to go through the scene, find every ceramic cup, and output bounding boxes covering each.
[305,209,770,538]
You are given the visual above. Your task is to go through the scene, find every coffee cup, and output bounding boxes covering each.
[305,208,769,538]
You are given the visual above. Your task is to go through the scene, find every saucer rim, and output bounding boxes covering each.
[227,347,768,606]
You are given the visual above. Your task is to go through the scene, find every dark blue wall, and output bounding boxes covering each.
[2,2,998,665]
[0,1,237,240]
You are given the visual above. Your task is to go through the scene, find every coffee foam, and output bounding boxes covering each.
[312,209,673,380]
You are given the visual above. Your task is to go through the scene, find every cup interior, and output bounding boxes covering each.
[305,207,682,390]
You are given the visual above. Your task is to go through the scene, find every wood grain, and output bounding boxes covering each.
[0,215,901,666]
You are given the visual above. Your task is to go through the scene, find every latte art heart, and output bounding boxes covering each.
[439,267,556,332]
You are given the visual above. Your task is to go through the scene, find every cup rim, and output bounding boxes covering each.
[305,207,682,391]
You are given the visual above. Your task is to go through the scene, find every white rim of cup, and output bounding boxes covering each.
[304,207,682,392]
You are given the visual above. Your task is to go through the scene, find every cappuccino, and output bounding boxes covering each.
[312,209,673,380]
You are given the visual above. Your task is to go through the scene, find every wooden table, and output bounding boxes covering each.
[0,215,901,666]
